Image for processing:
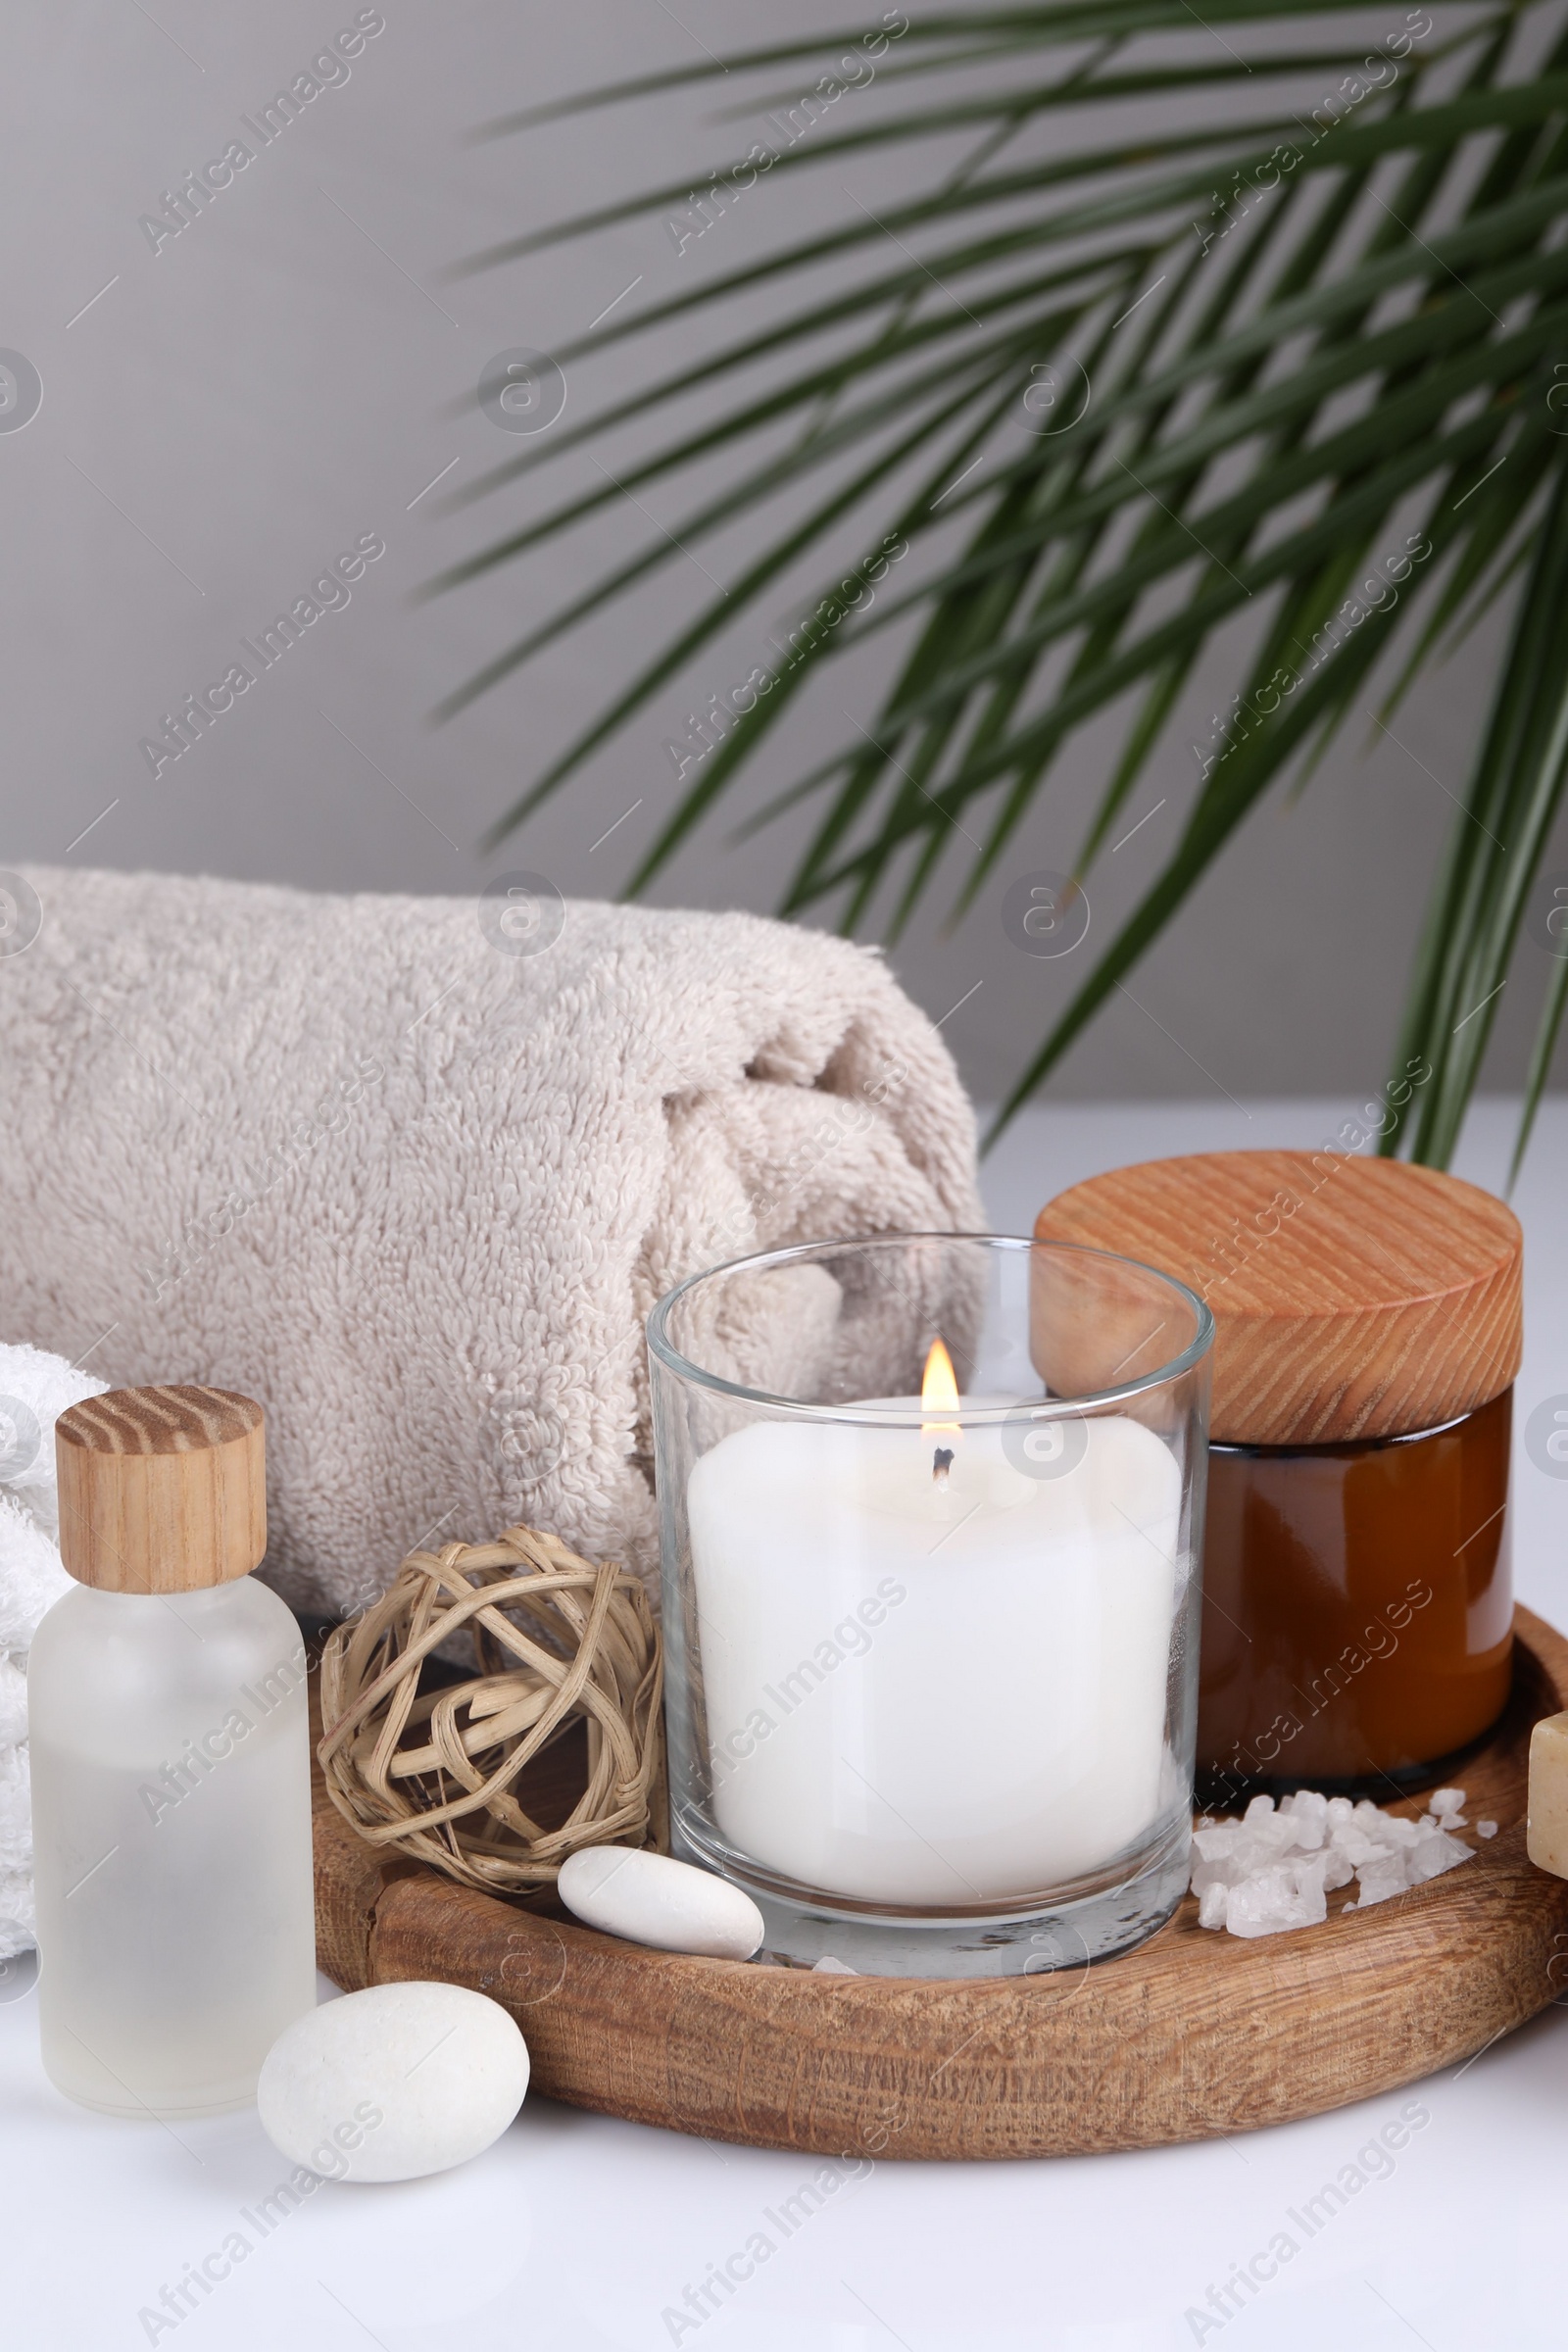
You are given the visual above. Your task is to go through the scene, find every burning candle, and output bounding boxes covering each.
[686,1339,1186,1907]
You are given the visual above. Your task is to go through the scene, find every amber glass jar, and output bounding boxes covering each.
[1036,1151,1523,1798]
[1200,1388,1513,1792]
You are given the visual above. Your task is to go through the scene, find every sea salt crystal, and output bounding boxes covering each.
[1335,1825,1394,1869]
[1320,1846,1355,1893]
[1477,1821,1498,1838]
[1191,1784,1476,1938]
[1352,1855,1409,1908]
[1408,1823,1472,1884]
[1282,1788,1328,1848]
[1198,1882,1228,1930]
[1224,1859,1329,1938]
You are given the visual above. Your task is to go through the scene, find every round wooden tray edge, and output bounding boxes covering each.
[312,1605,1568,2161]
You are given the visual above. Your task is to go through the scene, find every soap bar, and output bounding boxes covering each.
[558,1845,764,1958]
[1528,1711,1568,1876]
[258,1982,528,2182]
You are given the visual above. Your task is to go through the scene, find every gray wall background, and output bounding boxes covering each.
[6,0,1566,1110]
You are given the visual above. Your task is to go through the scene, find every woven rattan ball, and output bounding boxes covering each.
[318,1525,664,1895]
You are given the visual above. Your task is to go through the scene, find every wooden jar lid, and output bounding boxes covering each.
[1034,1152,1523,1445]
[55,1385,267,1593]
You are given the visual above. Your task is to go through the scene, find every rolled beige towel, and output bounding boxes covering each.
[0,867,981,1613]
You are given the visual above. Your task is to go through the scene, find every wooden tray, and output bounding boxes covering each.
[313,1603,1568,2161]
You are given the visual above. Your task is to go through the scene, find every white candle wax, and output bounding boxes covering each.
[687,1407,1183,1906]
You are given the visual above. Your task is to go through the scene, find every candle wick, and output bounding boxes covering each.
[932,1446,954,1488]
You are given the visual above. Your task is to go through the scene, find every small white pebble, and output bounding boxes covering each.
[258,1984,528,2183]
[1477,1820,1498,1838]
[558,1846,764,1959]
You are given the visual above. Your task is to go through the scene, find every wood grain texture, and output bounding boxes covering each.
[55,1384,266,1592]
[313,1606,1568,2161]
[1034,1152,1523,1443]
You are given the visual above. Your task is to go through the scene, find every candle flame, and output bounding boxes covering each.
[921,1338,959,1433]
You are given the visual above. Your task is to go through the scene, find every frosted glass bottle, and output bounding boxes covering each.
[28,1385,317,2117]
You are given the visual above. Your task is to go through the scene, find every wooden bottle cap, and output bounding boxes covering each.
[55,1385,267,1593]
[1034,1152,1523,1446]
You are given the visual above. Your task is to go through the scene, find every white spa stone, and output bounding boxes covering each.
[258,1983,529,2183]
[558,1845,764,1959]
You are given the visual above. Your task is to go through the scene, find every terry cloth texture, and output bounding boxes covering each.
[0,1342,109,1957]
[0,867,982,1617]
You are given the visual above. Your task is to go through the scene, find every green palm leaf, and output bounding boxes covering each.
[438,0,1568,1166]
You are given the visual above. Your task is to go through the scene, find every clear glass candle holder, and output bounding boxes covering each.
[648,1233,1214,1978]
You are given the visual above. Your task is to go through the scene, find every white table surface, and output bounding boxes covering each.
[5,1099,1566,2352]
